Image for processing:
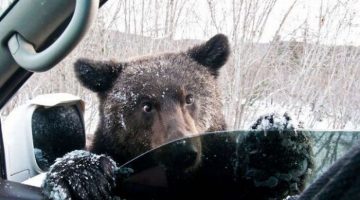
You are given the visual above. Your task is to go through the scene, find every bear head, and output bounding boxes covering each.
[74,34,230,164]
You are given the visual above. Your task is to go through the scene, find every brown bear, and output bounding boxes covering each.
[42,34,230,199]
[42,34,313,200]
[76,34,229,164]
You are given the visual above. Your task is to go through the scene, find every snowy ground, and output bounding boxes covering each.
[238,100,358,131]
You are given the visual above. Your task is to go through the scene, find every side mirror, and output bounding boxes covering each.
[2,93,85,182]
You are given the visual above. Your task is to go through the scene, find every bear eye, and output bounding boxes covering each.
[185,94,194,105]
[142,102,153,113]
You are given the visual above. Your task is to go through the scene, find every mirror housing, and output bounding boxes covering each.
[2,93,85,182]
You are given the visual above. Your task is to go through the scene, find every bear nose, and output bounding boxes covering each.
[175,141,199,168]
[159,138,201,170]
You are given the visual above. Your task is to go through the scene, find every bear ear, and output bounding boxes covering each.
[188,34,230,76]
[74,58,123,92]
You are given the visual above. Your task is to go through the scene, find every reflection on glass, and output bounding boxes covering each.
[115,130,359,200]
[309,131,360,182]
[31,105,85,171]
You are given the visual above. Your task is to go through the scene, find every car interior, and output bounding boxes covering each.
[0,0,105,199]
[0,0,359,200]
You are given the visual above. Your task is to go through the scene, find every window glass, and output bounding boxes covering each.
[117,130,359,199]
[4,0,360,131]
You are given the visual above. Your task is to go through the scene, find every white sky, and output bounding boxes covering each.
[101,0,360,46]
[2,0,359,45]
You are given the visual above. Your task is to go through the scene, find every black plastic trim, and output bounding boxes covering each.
[0,68,32,109]
[0,120,6,179]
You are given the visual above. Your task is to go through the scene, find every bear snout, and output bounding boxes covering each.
[156,137,202,172]
[150,107,203,170]
[150,104,199,148]
[151,120,198,149]
[166,119,198,140]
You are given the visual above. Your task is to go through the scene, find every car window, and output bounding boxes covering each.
[116,130,359,199]
[4,0,359,131]
[0,1,360,199]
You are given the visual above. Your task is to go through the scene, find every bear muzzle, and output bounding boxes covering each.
[150,106,202,170]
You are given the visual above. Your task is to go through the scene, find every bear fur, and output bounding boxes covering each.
[42,34,313,200]
[237,113,314,199]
